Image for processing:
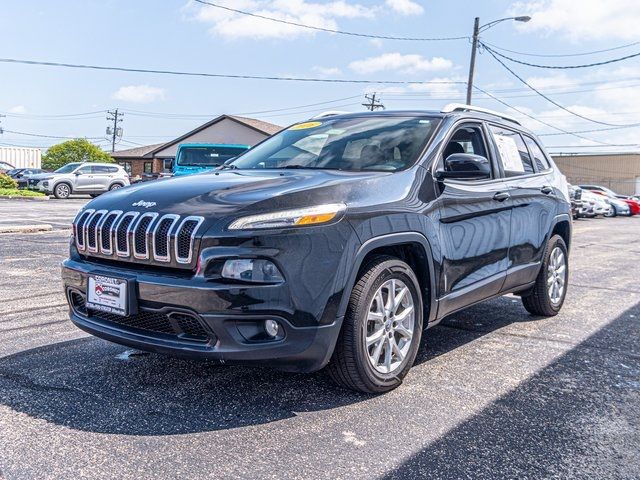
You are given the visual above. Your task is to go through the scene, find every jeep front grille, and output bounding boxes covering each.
[74,209,204,267]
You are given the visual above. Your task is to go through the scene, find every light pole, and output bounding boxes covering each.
[465,15,531,105]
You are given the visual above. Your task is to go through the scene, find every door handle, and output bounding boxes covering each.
[541,185,553,195]
[493,191,511,202]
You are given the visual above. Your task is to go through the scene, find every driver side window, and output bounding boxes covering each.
[442,125,492,179]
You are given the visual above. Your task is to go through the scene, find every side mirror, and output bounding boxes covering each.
[436,153,491,180]
[74,171,82,176]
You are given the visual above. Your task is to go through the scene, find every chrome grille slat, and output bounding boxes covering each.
[133,213,159,260]
[174,216,205,264]
[152,214,180,263]
[114,212,140,257]
[86,210,107,253]
[73,209,203,266]
[99,210,122,255]
[74,209,94,252]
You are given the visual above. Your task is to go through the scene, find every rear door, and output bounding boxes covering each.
[434,122,512,315]
[92,165,114,191]
[488,125,557,290]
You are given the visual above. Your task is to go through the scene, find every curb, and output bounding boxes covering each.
[0,224,54,234]
[0,195,49,201]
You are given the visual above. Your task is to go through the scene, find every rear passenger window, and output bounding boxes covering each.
[92,166,110,174]
[489,126,535,177]
[524,136,551,171]
[107,166,119,173]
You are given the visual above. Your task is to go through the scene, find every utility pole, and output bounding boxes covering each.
[0,114,5,135]
[466,17,480,105]
[466,15,530,105]
[106,109,124,152]
[362,93,385,111]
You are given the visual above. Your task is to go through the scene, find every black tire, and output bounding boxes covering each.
[327,256,423,394]
[522,235,568,317]
[109,183,123,191]
[53,182,71,199]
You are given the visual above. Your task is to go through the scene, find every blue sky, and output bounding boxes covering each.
[1,0,639,153]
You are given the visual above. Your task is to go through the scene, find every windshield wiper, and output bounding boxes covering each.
[217,164,239,170]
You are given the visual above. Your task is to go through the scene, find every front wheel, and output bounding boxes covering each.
[522,235,568,316]
[327,256,423,394]
[53,183,71,199]
[604,207,616,217]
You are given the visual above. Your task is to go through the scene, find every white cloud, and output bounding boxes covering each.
[190,0,374,40]
[8,105,27,114]
[112,85,166,104]
[349,53,453,74]
[312,66,343,76]
[385,0,424,15]
[509,0,640,40]
[525,73,575,90]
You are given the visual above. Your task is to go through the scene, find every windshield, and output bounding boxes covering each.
[176,146,248,167]
[55,163,82,174]
[230,116,440,172]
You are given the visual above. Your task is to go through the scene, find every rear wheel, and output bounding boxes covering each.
[53,183,71,199]
[327,256,423,394]
[109,183,123,191]
[522,235,568,316]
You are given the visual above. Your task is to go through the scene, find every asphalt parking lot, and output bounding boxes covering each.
[0,201,638,479]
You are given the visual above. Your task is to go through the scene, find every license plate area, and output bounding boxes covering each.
[86,274,137,317]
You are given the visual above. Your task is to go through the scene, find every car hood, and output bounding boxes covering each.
[28,173,56,180]
[83,169,390,219]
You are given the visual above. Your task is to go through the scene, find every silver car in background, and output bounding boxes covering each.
[28,162,130,199]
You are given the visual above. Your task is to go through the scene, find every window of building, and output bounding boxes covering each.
[163,158,174,172]
[143,162,153,174]
[119,162,132,175]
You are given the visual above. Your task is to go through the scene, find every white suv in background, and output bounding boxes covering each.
[28,162,130,199]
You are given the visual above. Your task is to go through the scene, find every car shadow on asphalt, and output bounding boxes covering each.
[0,297,559,436]
[381,301,640,479]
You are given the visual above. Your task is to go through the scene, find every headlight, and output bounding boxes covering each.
[228,203,346,230]
[221,259,284,283]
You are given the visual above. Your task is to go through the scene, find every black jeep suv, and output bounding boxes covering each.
[62,105,571,393]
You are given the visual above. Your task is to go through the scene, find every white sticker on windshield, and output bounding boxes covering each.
[493,134,524,172]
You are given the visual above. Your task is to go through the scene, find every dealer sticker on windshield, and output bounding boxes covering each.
[87,275,128,316]
[289,121,322,131]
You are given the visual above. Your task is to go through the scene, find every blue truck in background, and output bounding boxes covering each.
[172,143,250,176]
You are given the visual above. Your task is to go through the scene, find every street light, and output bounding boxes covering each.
[465,15,531,105]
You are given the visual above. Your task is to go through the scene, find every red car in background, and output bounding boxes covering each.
[580,185,640,215]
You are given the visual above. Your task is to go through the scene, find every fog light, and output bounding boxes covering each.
[221,259,284,283]
[264,319,280,338]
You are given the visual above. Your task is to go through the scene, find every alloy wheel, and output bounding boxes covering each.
[547,247,567,305]
[56,184,70,198]
[363,278,415,374]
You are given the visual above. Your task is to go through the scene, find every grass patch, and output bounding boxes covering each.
[0,188,47,197]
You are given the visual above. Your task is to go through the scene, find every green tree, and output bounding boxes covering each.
[42,139,113,171]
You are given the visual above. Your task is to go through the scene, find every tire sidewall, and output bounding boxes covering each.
[109,183,123,191]
[54,182,71,199]
[544,235,569,313]
[352,260,423,391]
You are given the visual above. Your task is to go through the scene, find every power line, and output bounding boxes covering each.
[482,44,640,129]
[483,43,640,69]
[472,86,619,146]
[0,57,467,86]
[0,110,107,118]
[480,40,640,58]
[3,129,103,140]
[193,0,469,42]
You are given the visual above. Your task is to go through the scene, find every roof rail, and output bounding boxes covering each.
[441,103,521,125]
[309,111,351,120]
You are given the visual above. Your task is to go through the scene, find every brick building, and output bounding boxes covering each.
[111,115,281,178]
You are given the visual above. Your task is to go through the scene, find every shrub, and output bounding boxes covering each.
[0,174,17,189]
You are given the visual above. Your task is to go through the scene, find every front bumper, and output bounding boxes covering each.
[62,259,342,372]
